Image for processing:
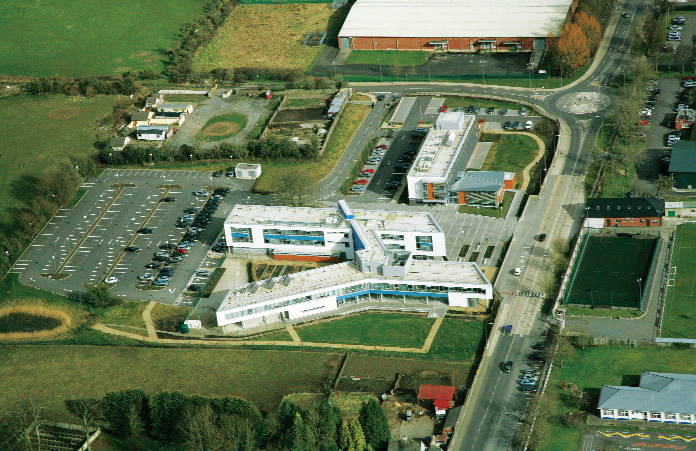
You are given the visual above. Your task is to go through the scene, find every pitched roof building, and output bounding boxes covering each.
[669,141,696,190]
[584,198,664,228]
[598,372,696,424]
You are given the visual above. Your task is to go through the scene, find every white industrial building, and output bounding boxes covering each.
[216,200,492,330]
[599,373,696,424]
[407,112,479,205]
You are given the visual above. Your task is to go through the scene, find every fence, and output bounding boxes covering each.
[656,228,676,337]
[344,72,549,83]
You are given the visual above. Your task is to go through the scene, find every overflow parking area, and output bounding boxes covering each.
[13,169,268,305]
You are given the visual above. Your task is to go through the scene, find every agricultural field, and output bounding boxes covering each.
[0,346,343,420]
[193,3,336,71]
[0,0,208,77]
[0,94,122,223]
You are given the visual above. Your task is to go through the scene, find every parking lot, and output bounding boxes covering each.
[14,169,267,306]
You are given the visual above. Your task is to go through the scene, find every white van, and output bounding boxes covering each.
[525,121,533,130]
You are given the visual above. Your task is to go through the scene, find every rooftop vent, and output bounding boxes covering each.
[266,279,276,289]
[283,275,292,286]
[250,282,260,293]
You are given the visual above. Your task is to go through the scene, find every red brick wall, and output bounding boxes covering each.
[521,38,535,51]
[603,217,662,227]
[397,37,423,50]
[374,37,398,50]
[273,254,341,263]
[352,37,374,50]
[503,175,516,190]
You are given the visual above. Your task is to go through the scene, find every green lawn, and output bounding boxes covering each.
[345,50,430,66]
[0,345,342,420]
[196,112,248,141]
[597,163,635,198]
[251,329,293,341]
[254,103,371,193]
[662,224,696,339]
[480,133,540,183]
[538,346,696,451]
[443,97,524,112]
[0,0,207,77]
[0,94,122,223]
[458,191,514,218]
[283,97,328,108]
[427,317,484,362]
[296,313,435,348]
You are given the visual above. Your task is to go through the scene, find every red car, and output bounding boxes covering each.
[355,179,369,184]
[375,144,388,149]
[362,168,375,173]
[636,120,650,125]
[174,248,187,254]
[439,105,448,112]
[685,76,695,81]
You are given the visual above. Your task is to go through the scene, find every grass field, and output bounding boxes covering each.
[0,346,342,420]
[296,313,435,348]
[597,163,636,198]
[0,0,207,77]
[662,224,696,338]
[458,191,514,218]
[538,346,696,451]
[254,103,370,193]
[426,317,484,362]
[193,4,335,71]
[345,50,430,66]
[283,97,329,108]
[0,94,121,223]
[565,235,657,309]
[196,112,248,141]
[443,97,524,112]
[479,133,540,185]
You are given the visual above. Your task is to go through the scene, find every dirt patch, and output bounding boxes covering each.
[273,107,327,123]
[113,66,132,73]
[335,377,395,393]
[341,355,470,385]
[47,105,82,120]
[201,121,241,137]
[130,51,151,59]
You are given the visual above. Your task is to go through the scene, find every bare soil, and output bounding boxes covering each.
[201,121,241,137]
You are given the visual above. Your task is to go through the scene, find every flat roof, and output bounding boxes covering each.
[408,114,474,181]
[225,204,442,234]
[218,260,489,311]
[338,0,575,39]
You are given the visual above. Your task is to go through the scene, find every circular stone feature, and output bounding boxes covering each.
[556,92,611,114]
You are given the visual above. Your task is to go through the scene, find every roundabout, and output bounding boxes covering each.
[555,91,611,114]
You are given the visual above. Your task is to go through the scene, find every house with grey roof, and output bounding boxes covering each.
[449,171,516,207]
[107,136,131,151]
[598,372,696,424]
[669,141,696,190]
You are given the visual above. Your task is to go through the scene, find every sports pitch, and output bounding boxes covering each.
[564,234,658,309]
[662,224,696,339]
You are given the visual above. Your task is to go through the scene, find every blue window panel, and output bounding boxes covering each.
[337,289,448,301]
[350,224,366,251]
[263,234,325,241]
[230,233,249,238]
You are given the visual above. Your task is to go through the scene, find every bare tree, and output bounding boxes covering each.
[65,399,103,451]
[275,174,318,207]
[179,404,227,451]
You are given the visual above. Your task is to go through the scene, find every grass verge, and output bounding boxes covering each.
[443,97,524,111]
[295,313,435,348]
[479,133,540,187]
[254,103,370,193]
[458,191,514,218]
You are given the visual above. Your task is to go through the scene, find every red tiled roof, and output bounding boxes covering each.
[418,384,455,401]
[434,400,450,410]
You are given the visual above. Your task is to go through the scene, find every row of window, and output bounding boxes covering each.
[223,282,487,320]
[265,238,322,246]
[611,410,692,421]
[381,233,404,241]
[264,229,324,237]
[609,219,658,223]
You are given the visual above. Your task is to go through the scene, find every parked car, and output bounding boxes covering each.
[161,196,175,202]
[188,284,202,292]
[138,273,154,281]
[503,361,513,373]
[528,353,545,361]
[145,263,161,269]
[520,379,538,386]
[351,186,365,193]
[670,25,683,30]
[514,267,522,276]
[499,109,508,115]
[125,246,140,253]
[194,190,209,197]
[512,121,520,129]
[520,108,528,116]
[362,168,375,173]
[636,120,650,125]
[212,170,224,177]
[105,277,118,284]
[153,280,169,287]
[538,234,546,242]
[525,120,533,129]
[503,121,511,130]
[196,269,211,277]
[355,179,369,184]
[183,208,198,214]
[439,105,448,112]
[375,144,388,149]
[137,228,153,234]
[622,11,630,18]
[486,107,495,114]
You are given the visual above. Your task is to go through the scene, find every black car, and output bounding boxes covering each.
[520,385,538,393]
[161,196,175,202]
[213,170,224,177]
[502,361,513,373]
[499,108,508,115]
[137,228,153,234]
[145,263,161,269]
[503,121,511,130]
[512,121,520,129]
[486,107,495,114]
[533,342,547,351]
[538,233,547,242]
[377,95,385,101]
[188,284,202,292]
[125,246,140,253]
[184,208,199,214]
[159,243,177,250]
[466,105,475,113]
[161,268,174,275]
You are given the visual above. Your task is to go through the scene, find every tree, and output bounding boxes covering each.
[290,413,310,451]
[307,400,342,451]
[358,399,390,451]
[66,399,103,451]
[338,420,352,451]
[657,174,674,197]
[149,391,188,441]
[218,414,256,451]
[180,404,226,451]
[85,283,121,308]
[127,404,144,450]
[557,23,589,74]
[349,419,369,451]
[574,12,601,54]
[275,174,317,207]
[101,389,146,438]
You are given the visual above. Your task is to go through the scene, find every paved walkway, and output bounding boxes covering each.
[92,310,448,353]
[143,302,157,339]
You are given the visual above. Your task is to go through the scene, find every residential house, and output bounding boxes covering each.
[130,110,153,128]
[676,109,696,130]
[417,384,455,417]
[449,171,516,207]
[157,103,194,115]
[136,125,170,141]
[669,141,696,189]
[584,198,664,228]
[598,372,696,424]
[388,440,425,451]
[107,136,131,151]
[234,163,262,179]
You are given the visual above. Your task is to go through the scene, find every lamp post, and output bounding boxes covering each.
[484,321,494,344]
[109,152,112,168]
[377,58,382,83]
[427,59,431,83]
[149,153,153,168]
[189,154,193,171]
[637,278,643,304]
[480,60,486,85]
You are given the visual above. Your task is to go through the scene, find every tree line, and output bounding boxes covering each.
[0,392,391,451]
[99,137,319,167]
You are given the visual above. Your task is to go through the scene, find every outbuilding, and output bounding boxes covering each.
[107,136,131,151]
[417,384,455,417]
[583,198,664,228]
[450,171,516,207]
[136,125,170,141]
[234,163,262,179]
[669,141,696,189]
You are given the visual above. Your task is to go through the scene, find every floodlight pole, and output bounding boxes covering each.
[637,278,642,305]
